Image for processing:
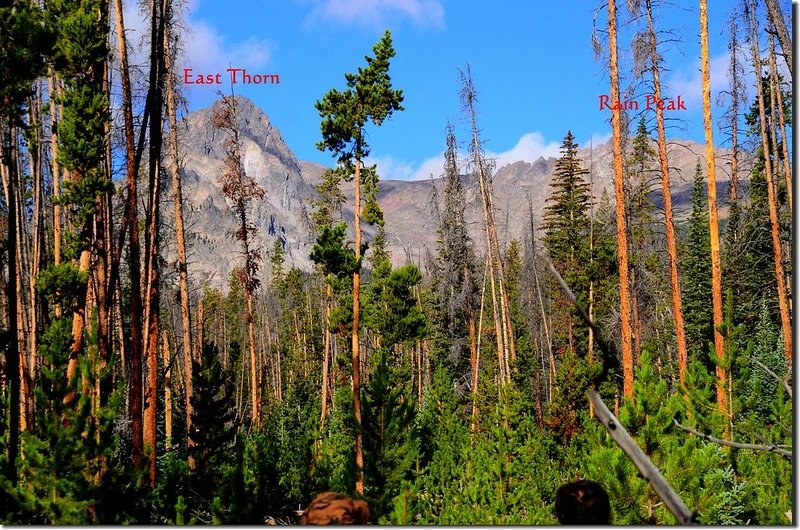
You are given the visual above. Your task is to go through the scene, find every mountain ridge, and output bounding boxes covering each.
[169,97,734,288]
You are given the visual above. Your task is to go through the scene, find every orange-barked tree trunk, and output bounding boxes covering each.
[700,0,728,416]
[608,0,635,397]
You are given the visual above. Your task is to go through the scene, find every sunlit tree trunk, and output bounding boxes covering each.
[644,0,689,384]
[608,0,634,397]
[143,0,168,486]
[163,330,172,450]
[748,0,792,362]
[352,157,364,495]
[113,0,145,468]
[1,121,20,485]
[700,0,728,416]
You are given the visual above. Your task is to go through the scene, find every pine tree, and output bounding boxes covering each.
[541,131,592,356]
[625,118,662,362]
[187,342,241,523]
[683,162,713,361]
[315,30,404,494]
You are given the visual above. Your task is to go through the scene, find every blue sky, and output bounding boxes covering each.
[132,0,782,180]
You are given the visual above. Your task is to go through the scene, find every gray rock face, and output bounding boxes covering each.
[173,97,732,288]
[175,96,319,286]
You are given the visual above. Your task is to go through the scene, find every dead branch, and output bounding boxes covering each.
[746,356,792,399]
[589,389,696,524]
[673,420,792,460]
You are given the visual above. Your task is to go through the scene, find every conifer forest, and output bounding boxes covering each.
[0,0,793,524]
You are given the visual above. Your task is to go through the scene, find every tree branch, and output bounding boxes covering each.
[746,356,792,399]
[589,389,696,524]
[673,420,792,460]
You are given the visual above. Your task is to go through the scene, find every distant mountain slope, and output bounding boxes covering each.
[171,97,734,288]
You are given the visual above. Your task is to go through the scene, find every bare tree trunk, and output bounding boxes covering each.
[763,0,792,76]
[1,122,20,485]
[246,291,259,425]
[163,330,172,450]
[608,0,635,398]
[701,0,728,417]
[113,0,145,468]
[163,4,194,440]
[645,0,689,384]
[748,0,792,362]
[27,86,45,427]
[472,256,488,430]
[49,72,63,272]
[727,13,743,208]
[769,33,791,213]
[320,282,332,429]
[461,68,514,384]
[352,157,364,495]
[143,0,168,486]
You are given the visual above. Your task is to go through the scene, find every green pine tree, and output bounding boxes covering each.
[683,161,714,361]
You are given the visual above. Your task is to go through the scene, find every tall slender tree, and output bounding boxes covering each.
[700,0,727,415]
[112,0,144,468]
[212,95,265,427]
[642,0,689,383]
[746,0,792,362]
[607,0,635,397]
[142,0,168,486]
[164,0,194,445]
[459,66,515,385]
[315,30,404,495]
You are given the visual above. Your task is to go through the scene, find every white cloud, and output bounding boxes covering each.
[665,52,737,112]
[183,20,272,74]
[371,131,560,181]
[306,0,445,29]
[486,132,560,169]
[115,1,271,79]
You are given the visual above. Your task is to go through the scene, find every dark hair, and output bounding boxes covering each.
[555,480,611,524]
[299,491,369,525]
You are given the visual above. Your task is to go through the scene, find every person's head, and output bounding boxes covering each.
[555,480,611,524]
[299,491,369,525]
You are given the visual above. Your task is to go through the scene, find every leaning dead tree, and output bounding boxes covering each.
[546,259,694,525]
[459,66,516,386]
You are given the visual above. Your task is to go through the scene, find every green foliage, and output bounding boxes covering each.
[186,342,243,523]
[0,0,52,118]
[315,30,404,162]
[310,222,358,279]
[364,263,426,347]
[312,386,356,495]
[683,161,714,360]
[542,131,592,268]
[36,262,89,307]
[3,317,147,524]
[363,351,418,521]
